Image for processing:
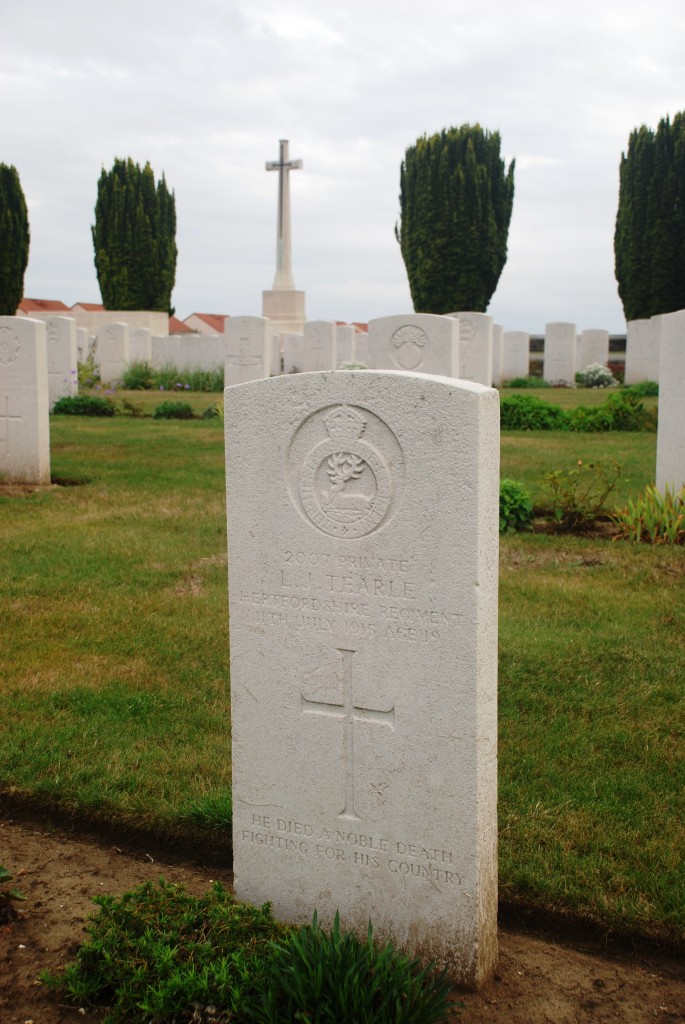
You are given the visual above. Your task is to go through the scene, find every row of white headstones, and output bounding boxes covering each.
[0,310,682,490]
[1,309,682,987]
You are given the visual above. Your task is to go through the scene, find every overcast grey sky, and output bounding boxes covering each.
[3,0,683,331]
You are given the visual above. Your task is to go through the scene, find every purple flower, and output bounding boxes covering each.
[94,384,102,390]
[159,385,165,390]
[184,384,190,389]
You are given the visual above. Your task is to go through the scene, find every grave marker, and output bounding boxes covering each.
[502,331,530,380]
[655,309,685,493]
[0,316,50,484]
[368,314,459,376]
[224,369,499,987]
[578,329,609,372]
[225,316,271,385]
[448,311,493,386]
[544,322,576,383]
[96,322,129,383]
[44,316,78,408]
[625,318,658,384]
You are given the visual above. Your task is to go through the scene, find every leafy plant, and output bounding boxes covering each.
[503,376,550,389]
[568,391,655,433]
[541,459,623,530]
[613,484,685,545]
[499,478,533,533]
[52,394,116,417]
[248,910,455,1024]
[576,363,618,388]
[201,400,224,422]
[0,864,25,923]
[120,399,145,418]
[154,362,224,393]
[45,880,285,1023]
[120,360,156,390]
[78,351,101,388]
[623,380,659,397]
[500,394,568,430]
[153,401,194,420]
[339,360,369,370]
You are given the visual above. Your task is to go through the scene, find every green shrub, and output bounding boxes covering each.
[45,881,285,1023]
[503,376,550,388]
[339,360,369,370]
[120,361,155,390]
[201,399,224,422]
[500,394,569,430]
[78,353,101,388]
[152,401,194,420]
[575,363,618,388]
[613,484,685,544]
[46,885,455,1024]
[541,460,623,530]
[52,394,116,417]
[154,362,224,393]
[623,379,659,397]
[499,479,533,533]
[568,391,656,432]
[248,911,455,1024]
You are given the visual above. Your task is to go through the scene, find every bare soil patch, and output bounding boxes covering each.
[1,815,683,1024]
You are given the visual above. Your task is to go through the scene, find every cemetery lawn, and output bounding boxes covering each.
[0,408,683,948]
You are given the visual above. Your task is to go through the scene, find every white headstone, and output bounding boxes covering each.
[354,331,370,367]
[448,312,493,386]
[225,369,500,987]
[96,322,129,383]
[272,334,284,376]
[502,331,530,381]
[336,325,356,366]
[303,321,336,372]
[0,316,50,484]
[282,332,306,375]
[655,309,685,494]
[129,327,152,364]
[45,316,78,409]
[578,329,609,372]
[225,316,271,386]
[544,322,576,383]
[76,327,89,364]
[368,314,459,377]
[625,318,658,384]
[491,324,504,386]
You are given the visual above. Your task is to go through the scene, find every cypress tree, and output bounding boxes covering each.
[0,164,30,316]
[92,158,177,312]
[396,125,515,313]
[615,112,685,320]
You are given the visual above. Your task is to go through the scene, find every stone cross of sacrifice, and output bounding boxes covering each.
[266,139,302,291]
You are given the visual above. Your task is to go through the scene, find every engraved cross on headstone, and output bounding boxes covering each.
[301,648,395,821]
[266,139,302,292]
[0,395,21,459]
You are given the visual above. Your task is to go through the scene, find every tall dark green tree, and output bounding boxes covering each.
[92,158,177,312]
[396,125,515,314]
[614,112,685,321]
[0,164,30,316]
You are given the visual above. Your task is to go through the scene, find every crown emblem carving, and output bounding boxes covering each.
[323,406,366,443]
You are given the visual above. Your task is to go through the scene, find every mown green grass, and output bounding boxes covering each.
[1,410,683,945]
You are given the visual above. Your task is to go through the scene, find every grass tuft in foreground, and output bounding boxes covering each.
[44,882,454,1024]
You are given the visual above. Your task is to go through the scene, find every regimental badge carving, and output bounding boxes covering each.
[0,328,20,365]
[390,324,427,370]
[288,403,405,538]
